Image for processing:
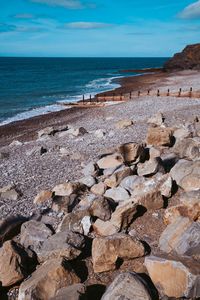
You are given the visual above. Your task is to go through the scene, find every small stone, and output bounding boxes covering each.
[145,255,200,298]
[146,127,173,147]
[94,129,106,138]
[101,272,152,300]
[104,166,132,188]
[68,127,88,137]
[52,194,78,213]
[115,119,133,129]
[89,196,111,221]
[104,187,130,203]
[0,185,20,201]
[97,153,124,170]
[148,112,165,126]
[79,176,96,188]
[137,157,164,177]
[18,258,81,300]
[92,233,145,273]
[9,140,23,147]
[91,182,107,195]
[119,142,145,163]
[34,190,52,205]
[82,162,98,177]
[149,146,161,159]
[53,182,80,197]
[38,126,54,138]
[81,216,92,235]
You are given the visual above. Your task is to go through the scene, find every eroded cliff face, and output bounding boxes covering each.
[164,43,200,71]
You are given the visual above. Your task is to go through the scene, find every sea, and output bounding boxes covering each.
[0,57,168,125]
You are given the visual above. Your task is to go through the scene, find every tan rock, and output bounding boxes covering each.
[18,258,80,300]
[92,233,145,273]
[91,182,107,195]
[159,217,200,257]
[0,185,20,201]
[33,190,52,205]
[104,167,132,188]
[170,159,200,192]
[93,218,118,236]
[52,182,80,197]
[51,194,78,213]
[174,138,200,160]
[149,146,161,159]
[89,196,111,221]
[146,126,173,147]
[101,272,152,300]
[137,157,164,177]
[145,256,200,298]
[119,142,145,163]
[147,112,164,126]
[0,241,35,287]
[115,119,133,129]
[97,153,124,169]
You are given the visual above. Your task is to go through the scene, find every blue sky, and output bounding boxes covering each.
[0,0,200,57]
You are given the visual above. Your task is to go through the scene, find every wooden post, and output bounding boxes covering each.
[96,95,98,102]
[90,94,92,103]
[82,95,85,103]
[178,88,182,97]
[157,89,160,97]
[167,89,170,96]
[120,93,123,101]
[138,91,140,97]
[189,87,192,98]
[129,92,132,99]
[104,94,106,102]
[113,93,115,101]
[147,90,150,96]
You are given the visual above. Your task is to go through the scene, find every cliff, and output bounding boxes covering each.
[164,43,200,71]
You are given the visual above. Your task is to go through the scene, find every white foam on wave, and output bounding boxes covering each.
[0,75,123,126]
[0,103,68,126]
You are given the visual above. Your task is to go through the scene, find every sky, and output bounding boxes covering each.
[0,0,200,57]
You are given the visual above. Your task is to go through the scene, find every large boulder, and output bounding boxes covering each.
[92,233,146,273]
[173,138,200,161]
[18,258,81,300]
[118,142,145,163]
[159,217,200,257]
[145,255,200,298]
[115,119,133,129]
[170,159,200,191]
[101,272,152,300]
[36,231,85,263]
[97,153,124,170]
[0,240,36,287]
[164,43,200,71]
[20,220,53,252]
[146,127,173,147]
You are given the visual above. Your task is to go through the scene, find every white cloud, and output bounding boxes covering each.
[179,1,200,19]
[65,22,110,29]
[31,0,84,9]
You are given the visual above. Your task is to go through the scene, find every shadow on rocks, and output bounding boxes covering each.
[85,284,106,300]
[70,260,89,282]
[138,273,159,300]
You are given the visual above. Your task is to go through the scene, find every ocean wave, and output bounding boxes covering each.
[0,104,68,126]
[85,76,122,92]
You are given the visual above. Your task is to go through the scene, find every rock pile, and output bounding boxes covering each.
[0,114,200,299]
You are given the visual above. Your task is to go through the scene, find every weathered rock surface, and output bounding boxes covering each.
[146,127,173,147]
[0,184,20,201]
[90,181,107,195]
[120,175,146,193]
[53,182,80,197]
[148,112,164,126]
[18,258,80,300]
[33,190,52,205]
[137,157,164,177]
[104,166,132,188]
[92,233,145,273]
[145,255,200,298]
[170,159,200,191]
[97,153,124,169]
[57,210,90,234]
[89,196,111,221]
[20,220,53,251]
[119,142,145,163]
[0,240,36,287]
[79,176,96,188]
[101,272,152,300]
[174,137,200,160]
[50,284,86,300]
[164,43,200,71]
[115,119,133,129]
[104,186,130,202]
[37,231,85,262]
[159,217,200,257]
